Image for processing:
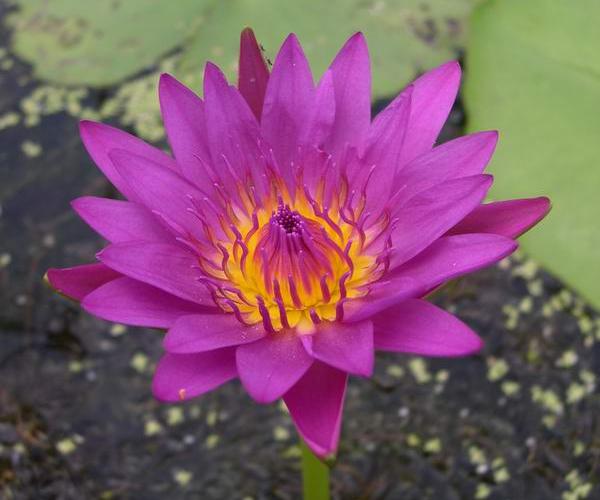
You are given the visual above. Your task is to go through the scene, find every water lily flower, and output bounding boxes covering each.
[47,29,549,458]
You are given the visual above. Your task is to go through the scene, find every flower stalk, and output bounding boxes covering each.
[301,439,330,500]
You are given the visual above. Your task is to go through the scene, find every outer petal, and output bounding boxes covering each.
[391,131,498,204]
[79,120,178,202]
[164,314,265,353]
[373,299,483,356]
[82,277,213,328]
[448,197,551,239]
[360,86,412,215]
[261,34,314,187]
[302,320,374,377]
[46,263,121,301]
[388,233,518,289]
[342,276,424,323]
[283,361,347,458]
[159,74,213,188]
[300,70,336,150]
[327,33,371,154]
[204,63,271,200]
[236,332,313,403]
[389,175,493,268]
[97,242,212,306]
[152,348,237,402]
[108,149,214,242]
[238,28,270,120]
[72,197,172,243]
[388,61,461,165]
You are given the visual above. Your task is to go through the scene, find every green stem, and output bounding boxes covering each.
[300,439,330,500]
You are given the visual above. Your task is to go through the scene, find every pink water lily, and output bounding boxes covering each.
[47,29,549,458]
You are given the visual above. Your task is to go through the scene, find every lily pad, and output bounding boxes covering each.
[178,0,477,99]
[464,0,600,308]
[7,0,213,87]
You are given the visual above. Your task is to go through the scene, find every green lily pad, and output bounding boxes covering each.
[464,0,600,308]
[7,0,214,87]
[178,0,477,99]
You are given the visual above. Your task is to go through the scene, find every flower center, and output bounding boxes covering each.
[178,159,392,333]
[271,203,303,234]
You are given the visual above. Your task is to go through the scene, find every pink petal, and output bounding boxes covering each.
[302,320,374,377]
[327,33,371,154]
[46,263,121,301]
[262,34,314,189]
[373,299,483,356]
[300,70,336,150]
[389,233,518,289]
[203,63,272,200]
[283,361,347,458]
[79,120,178,202]
[236,332,313,403]
[391,131,498,204]
[448,197,551,239]
[360,86,412,215]
[238,28,270,120]
[97,242,212,306]
[387,61,461,165]
[152,348,237,402]
[342,276,424,323]
[164,314,265,353]
[72,196,172,243]
[82,277,213,328]
[389,175,493,268]
[108,149,215,243]
[159,74,213,188]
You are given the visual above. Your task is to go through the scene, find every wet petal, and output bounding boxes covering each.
[236,332,313,403]
[164,314,265,353]
[152,348,237,402]
[302,320,374,376]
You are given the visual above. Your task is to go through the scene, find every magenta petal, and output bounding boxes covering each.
[261,34,314,189]
[389,233,518,289]
[79,120,178,202]
[82,277,213,328]
[152,348,237,402]
[72,197,172,243]
[203,63,271,200]
[302,321,374,377]
[301,70,336,150]
[361,86,412,215]
[164,314,265,353]
[97,242,212,306]
[159,74,213,188]
[236,332,313,403]
[46,263,121,301]
[238,28,270,120]
[392,131,499,204]
[343,276,424,323]
[108,149,213,242]
[389,174,493,268]
[283,361,347,458]
[373,299,483,356]
[391,61,461,165]
[448,197,551,239]
[327,32,371,154]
